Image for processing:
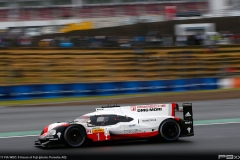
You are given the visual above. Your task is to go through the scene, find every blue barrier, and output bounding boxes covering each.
[30,84,44,99]
[59,42,74,47]
[186,78,203,91]
[97,82,118,96]
[204,78,218,90]
[123,81,140,94]
[12,85,32,100]
[0,78,219,100]
[72,83,89,97]
[60,83,74,97]
[42,84,61,98]
[0,86,10,100]
[172,79,187,92]
[148,80,169,92]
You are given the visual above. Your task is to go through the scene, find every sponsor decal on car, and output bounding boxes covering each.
[137,104,166,108]
[183,103,192,106]
[185,121,192,124]
[49,138,58,141]
[185,112,191,117]
[130,104,165,111]
[130,106,136,111]
[124,129,145,134]
[142,119,156,122]
[92,128,104,133]
[129,124,136,127]
[46,136,54,139]
[57,132,61,138]
[86,129,92,134]
[137,108,162,112]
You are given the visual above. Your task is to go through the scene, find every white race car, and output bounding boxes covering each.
[35,103,194,148]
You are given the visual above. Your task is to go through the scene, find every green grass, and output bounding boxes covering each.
[0,88,239,107]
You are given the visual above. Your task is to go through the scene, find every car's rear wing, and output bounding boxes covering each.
[175,103,194,136]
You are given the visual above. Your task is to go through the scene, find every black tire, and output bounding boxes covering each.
[64,125,86,147]
[159,119,181,141]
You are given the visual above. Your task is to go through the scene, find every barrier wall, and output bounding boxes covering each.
[0,77,219,100]
[218,77,240,89]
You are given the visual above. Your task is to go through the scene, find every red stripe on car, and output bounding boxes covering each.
[172,103,176,117]
[110,131,159,140]
[174,117,180,121]
[43,125,49,133]
[172,103,180,121]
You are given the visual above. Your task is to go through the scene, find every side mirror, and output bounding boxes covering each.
[175,104,183,112]
[177,106,183,112]
[87,120,95,127]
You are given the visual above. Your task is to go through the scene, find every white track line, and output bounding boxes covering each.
[194,121,240,126]
[0,122,240,139]
[0,135,38,139]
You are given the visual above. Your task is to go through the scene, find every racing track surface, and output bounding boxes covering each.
[1,99,240,160]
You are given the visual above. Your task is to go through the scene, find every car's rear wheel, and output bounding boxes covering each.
[64,125,86,147]
[159,119,181,141]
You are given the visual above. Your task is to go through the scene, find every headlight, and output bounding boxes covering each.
[47,130,56,136]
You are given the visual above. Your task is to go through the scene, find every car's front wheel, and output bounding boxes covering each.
[64,125,86,147]
[159,119,181,141]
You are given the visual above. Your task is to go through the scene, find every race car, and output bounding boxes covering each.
[35,103,194,148]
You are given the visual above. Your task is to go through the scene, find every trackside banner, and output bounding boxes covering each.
[0,78,218,100]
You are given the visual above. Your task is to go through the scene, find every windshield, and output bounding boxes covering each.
[75,116,90,123]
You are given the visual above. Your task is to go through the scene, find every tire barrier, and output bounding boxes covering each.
[0,77,219,100]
